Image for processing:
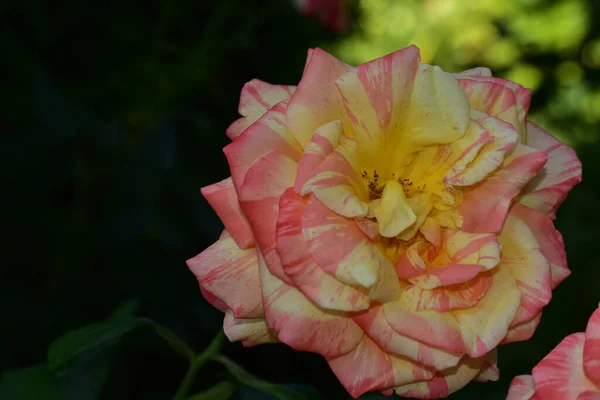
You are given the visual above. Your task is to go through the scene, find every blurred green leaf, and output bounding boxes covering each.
[47,301,139,371]
[188,380,237,400]
[139,317,196,362]
[213,355,323,400]
[0,365,63,400]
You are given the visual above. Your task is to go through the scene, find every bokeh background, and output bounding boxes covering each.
[2,0,599,398]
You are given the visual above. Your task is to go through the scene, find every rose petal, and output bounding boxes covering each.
[507,375,536,400]
[502,313,543,344]
[201,177,255,249]
[187,230,263,318]
[519,121,582,218]
[259,253,364,358]
[287,48,354,148]
[223,310,278,347]
[276,188,370,312]
[327,335,434,398]
[226,79,296,140]
[584,308,600,387]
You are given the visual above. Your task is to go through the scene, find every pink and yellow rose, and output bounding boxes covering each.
[187,46,582,398]
[507,305,600,400]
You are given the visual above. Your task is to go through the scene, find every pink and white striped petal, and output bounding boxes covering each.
[510,202,570,289]
[327,335,434,399]
[276,188,370,312]
[223,310,278,347]
[519,121,582,218]
[353,306,462,371]
[302,194,401,302]
[334,45,422,168]
[532,333,599,399]
[201,177,255,249]
[384,267,520,357]
[187,230,264,319]
[259,253,364,358]
[224,100,302,190]
[507,375,536,400]
[502,313,543,344]
[394,350,497,398]
[452,67,493,78]
[287,48,354,148]
[458,143,548,233]
[226,79,296,140]
[499,213,552,327]
[584,307,600,387]
[300,136,369,218]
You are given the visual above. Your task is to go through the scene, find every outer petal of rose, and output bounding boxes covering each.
[258,253,364,358]
[327,335,435,399]
[500,213,552,326]
[186,230,264,319]
[353,306,462,370]
[301,136,369,218]
[579,392,600,400]
[223,310,278,347]
[401,274,492,312]
[384,267,520,357]
[506,375,536,400]
[334,45,421,167]
[200,287,228,313]
[201,177,255,249]
[510,202,570,289]
[445,113,518,187]
[276,188,370,312]
[294,120,342,191]
[457,76,530,137]
[502,313,543,344]
[452,67,492,78]
[458,143,548,233]
[519,121,582,218]
[302,194,401,302]
[584,307,600,387]
[235,150,298,284]
[474,349,500,382]
[532,333,599,399]
[394,351,495,399]
[224,100,302,190]
[287,48,354,148]
[226,79,296,140]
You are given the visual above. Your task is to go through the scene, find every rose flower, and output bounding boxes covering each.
[187,46,582,398]
[507,305,600,400]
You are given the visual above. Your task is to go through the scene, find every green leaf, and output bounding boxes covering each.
[188,380,236,400]
[213,355,322,400]
[47,300,139,371]
[0,365,64,400]
[138,317,196,362]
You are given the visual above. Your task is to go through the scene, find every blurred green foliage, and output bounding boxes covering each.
[1,0,599,399]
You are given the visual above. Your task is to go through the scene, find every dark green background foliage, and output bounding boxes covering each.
[1,0,599,398]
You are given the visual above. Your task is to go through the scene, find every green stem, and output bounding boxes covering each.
[173,330,226,400]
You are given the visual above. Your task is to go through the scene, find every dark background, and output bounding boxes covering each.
[2,0,599,398]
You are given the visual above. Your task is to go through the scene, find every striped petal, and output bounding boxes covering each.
[300,136,369,218]
[327,335,434,399]
[584,307,600,387]
[502,313,543,344]
[519,121,583,218]
[458,143,548,233]
[224,100,302,190]
[353,306,462,371]
[510,202,570,289]
[384,267,520,357]
[334,45,422,169]
[186,230,263,318]
[287,48,354,148]
[457,76,531,137]
[302,194,401,302]
[276,188,370,312]
[223,310,278,347]
[259,253,364,358]
[507,375,536,400]
[499,213,552,327]
[201,177,255,249]
[394,350,497,398]
[532,333,599,399]
[226,79,296,140]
